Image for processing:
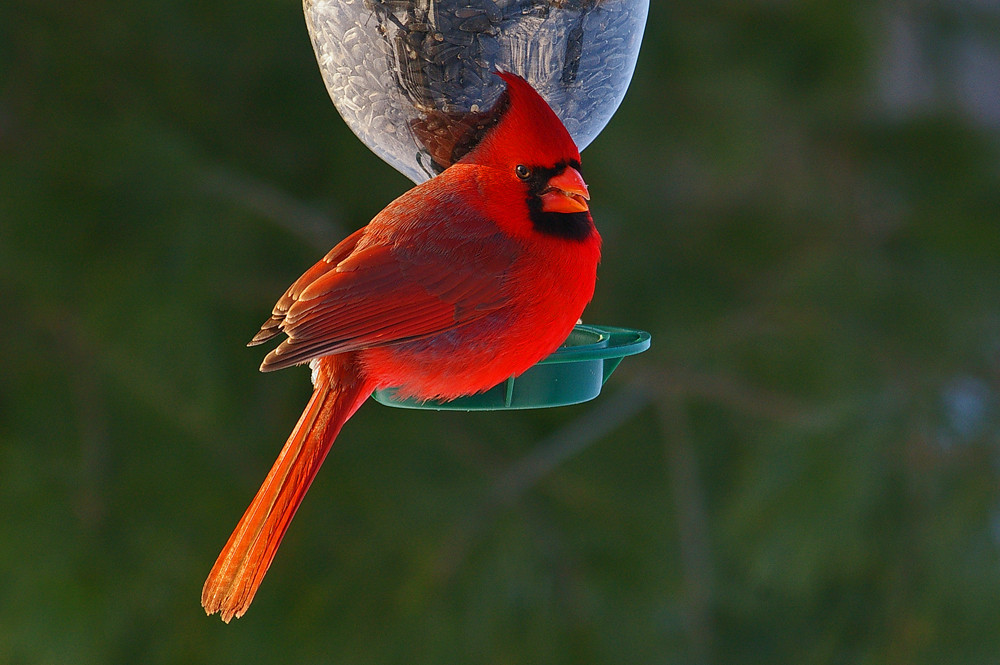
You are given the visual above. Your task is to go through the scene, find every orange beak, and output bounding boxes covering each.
[540,166,590,214]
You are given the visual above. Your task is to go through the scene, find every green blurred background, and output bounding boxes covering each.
[3,1,1000,663]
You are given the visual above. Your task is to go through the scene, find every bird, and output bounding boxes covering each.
[201,71,601,622]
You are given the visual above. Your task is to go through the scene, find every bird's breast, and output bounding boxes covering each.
[360,236,600,401]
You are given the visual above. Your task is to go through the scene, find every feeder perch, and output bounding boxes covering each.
[374,325,650,410]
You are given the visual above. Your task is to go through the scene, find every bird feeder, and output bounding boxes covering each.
[374,325,649,410]
[304,0,651,409]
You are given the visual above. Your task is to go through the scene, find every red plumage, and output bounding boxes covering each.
[202,72,601,621]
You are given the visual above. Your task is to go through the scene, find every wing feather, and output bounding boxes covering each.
[249,228,367,346]
[252,195,522,373]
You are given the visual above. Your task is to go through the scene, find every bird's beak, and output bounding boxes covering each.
[540,166,590,213]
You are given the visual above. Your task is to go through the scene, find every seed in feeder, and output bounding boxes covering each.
[446,30,475,46]
[459,14,493,32]
[483,1,501,22]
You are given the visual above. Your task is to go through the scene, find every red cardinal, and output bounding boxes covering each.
[201,72,601,622]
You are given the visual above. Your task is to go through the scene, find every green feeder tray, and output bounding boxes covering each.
[373,324,650,411]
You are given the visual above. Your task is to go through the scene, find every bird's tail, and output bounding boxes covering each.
[201,355,371,622]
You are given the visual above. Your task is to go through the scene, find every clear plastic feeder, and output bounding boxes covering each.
[304,0,650,183]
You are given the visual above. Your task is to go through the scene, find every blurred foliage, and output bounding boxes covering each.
[3,1,1000,663]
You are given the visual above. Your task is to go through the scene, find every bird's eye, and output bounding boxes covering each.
[515,164,532,180]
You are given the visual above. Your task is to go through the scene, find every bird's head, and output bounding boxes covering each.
[461,71,593,241]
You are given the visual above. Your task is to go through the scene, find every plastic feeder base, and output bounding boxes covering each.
[372,324,650,411]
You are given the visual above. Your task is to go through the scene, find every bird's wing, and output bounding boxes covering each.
[250,202,520,372]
